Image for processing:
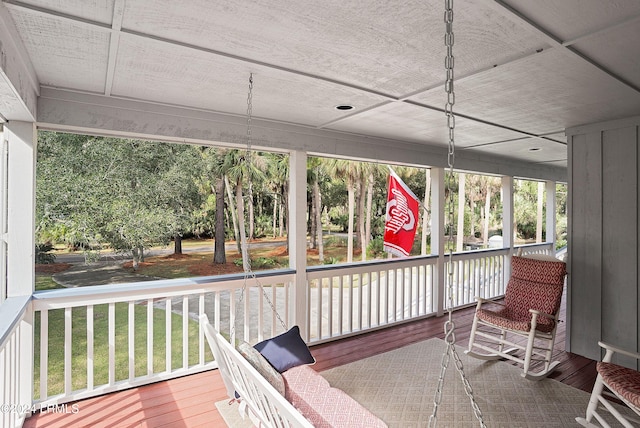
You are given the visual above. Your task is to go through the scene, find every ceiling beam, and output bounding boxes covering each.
[37,87,567,182]
[104,0,125,96]
[0,1,38,121]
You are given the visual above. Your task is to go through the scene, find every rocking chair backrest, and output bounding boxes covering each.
[504,255,567,325]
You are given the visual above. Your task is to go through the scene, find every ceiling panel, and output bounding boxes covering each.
[463,137,567,167]
[119,0,549,98]
[326,101,525,146]
[8,8,110,93]
[111,35,390,126]
[412,48,640,135]
[573,19,640,90]
[10,0,115,25]
[500,0,640,42]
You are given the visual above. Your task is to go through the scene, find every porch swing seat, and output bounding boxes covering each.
[466,254,567,380]
[200,315,387,428]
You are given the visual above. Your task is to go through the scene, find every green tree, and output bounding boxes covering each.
[36,132,201,269]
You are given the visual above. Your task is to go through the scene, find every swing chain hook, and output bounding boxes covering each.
[429,2,486,427]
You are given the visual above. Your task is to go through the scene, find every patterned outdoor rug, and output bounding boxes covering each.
[217,337,634,427]
[321,338,633,428]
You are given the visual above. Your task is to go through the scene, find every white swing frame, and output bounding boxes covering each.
[201,314,314,428]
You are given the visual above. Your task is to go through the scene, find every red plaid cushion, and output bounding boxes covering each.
[597,362,640,410]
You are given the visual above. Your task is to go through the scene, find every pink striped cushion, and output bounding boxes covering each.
[283,365,387,428]
[597,362,640,410]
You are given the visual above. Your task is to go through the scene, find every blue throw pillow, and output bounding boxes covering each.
[254,326,316,373]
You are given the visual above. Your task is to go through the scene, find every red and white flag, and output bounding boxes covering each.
[383,168,420,257]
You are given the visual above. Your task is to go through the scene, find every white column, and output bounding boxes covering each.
[4,120,36,416]
[430,167,445,316]
[501,176,514,251]
[545,180,556,248]
[5,121,36,297]
[288,150,308,339]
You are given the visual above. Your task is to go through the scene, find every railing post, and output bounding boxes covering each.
[4,121,36,416]
[431,167,446,316]
[288,150,308,339]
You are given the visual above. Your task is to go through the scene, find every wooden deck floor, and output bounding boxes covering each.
[24,300,598,428]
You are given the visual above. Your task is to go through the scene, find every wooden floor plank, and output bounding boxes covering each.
[25,298,601,428]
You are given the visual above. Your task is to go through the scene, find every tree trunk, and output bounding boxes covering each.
[224,175,241,254]
[309,194,316,249]
[213,177,226,264]
[483,187,491,246]
[174,233,182,254]
[279,198,284,237]
[357,177,366,261]
[236,177,250,272]
[272,193,278,238]
[456,173,466,252]
[314,179,324,263]
[131,247,140,271]
[421,169,431,255]
[365,172,373,257]
[347,180,355,263]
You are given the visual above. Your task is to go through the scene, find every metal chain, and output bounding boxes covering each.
[231,73,286,344]
[429,1,486,427]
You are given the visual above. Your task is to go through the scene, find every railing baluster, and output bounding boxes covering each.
[108,303,115,385]
[316,279,323,339]
[40,309,48,400]
[328,275,334,337]
[182,296,188,369]
[147,299,153,376]
[338,275,344,335]
[64,307,72,395]
[244,287,250,342]
[214,291,221,333]
[356,273,363,330]
[165,299,171,373]
[128,302,134,381]
[199,293,205,365]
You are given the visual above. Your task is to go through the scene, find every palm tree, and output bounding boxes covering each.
[326,159,360,262]
[202,147,229,264]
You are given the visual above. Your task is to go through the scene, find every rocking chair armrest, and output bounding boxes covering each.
[598,341,640,362]
[528,309,555,320]
[475,297,505,307]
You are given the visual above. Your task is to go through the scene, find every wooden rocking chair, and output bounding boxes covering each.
[465,254,567,380]
[576,341,640,427]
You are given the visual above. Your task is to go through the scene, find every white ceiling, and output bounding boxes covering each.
[4,0,640,171]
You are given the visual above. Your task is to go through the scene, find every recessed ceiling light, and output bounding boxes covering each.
[529,147,541,152]
[335,105,354,111]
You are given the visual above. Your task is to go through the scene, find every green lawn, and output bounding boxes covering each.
[34,275,211,399]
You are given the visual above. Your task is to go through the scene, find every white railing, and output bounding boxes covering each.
[31,269,295,406]
[306,242,556,342]
[307,256,438,342]
[447,248,509,308]
[1,242,560,422]
[0,296,31,428]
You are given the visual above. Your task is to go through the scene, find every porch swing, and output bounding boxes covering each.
[200,74,387,428]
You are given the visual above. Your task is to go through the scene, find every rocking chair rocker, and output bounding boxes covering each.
[576,341,640,428]
[465,254,567,380]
